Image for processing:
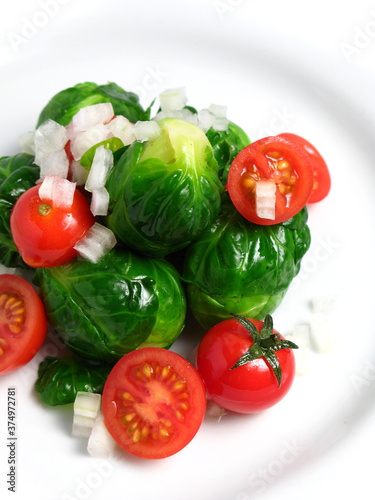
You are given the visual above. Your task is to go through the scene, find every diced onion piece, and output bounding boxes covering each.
[72,414,96,438]
[212,117,229,132]
[87,414,117,458]
[159,87,187,111]
[287,324,310,375]
[38,150,70,179]
[84,146,114,193]
[90,187,110,216]
[74,391,101,419]
[34,119,68,155]
[70,124,109,161]
[74,223,117,264]
[208,103,227,118]
[38,176,76,209]
[153,108,198,126]
[197,109,216,133]
[133,121,162,143]
[18,131,35,155]
[106,115,136,146]
[71,103,114,133]
[255,180,276,219]
[70,160,88,186]
[205,400,227,421]
[310,312,337,353]
[311,294,338,314]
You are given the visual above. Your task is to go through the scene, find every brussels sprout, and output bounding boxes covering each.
[33,247,186,363]
[206,121,251,185]
[0,153,40,268]
[182,194,311,329]
[35,355,113,406]
[36,81,148,127]
[105,117,223,257]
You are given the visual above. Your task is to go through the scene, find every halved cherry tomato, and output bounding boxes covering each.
[278,133,331,203]
[102,347,207,459]
[0,274,47,375]
[227,136,314,225]
[196,315,296,413]
[10,184,95,268]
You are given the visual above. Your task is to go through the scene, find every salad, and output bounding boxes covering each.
[0,81,331,460]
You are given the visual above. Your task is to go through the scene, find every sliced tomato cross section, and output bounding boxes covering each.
[227,135,314,224]
[102,347,206,459]
[0,274,47,375]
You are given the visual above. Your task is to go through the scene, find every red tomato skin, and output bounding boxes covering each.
[102,347,207,460]
[227,136,314,225]
[10,185,95,268]
[278,133,331,203]
[196,318,295,413]
[0,274,47,375]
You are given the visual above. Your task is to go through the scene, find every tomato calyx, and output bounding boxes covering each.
[230,314,298,387]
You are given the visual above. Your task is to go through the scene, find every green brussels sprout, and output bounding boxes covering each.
[182,194,311,329]
[105,117,223,257]
[33,247,186,363]
[0,153,40,268]
[36,81,148,127]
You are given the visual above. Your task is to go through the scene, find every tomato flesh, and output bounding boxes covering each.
[278,133,331,203]
[102,347,206,459]
[10,185,95,267]
[0,274,47,375]
[227,136,314,224]
[196,318,295,413]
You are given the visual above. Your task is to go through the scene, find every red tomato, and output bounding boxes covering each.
[0,274,47,375]
[227,136,314,225]
[278,133,331,203]
[102,347,207,460]
[196,315,296,414]
[10,185,95,268]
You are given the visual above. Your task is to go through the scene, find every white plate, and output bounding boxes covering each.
[1,1,375,499]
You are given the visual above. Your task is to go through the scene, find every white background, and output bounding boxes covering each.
[1,1,375,499]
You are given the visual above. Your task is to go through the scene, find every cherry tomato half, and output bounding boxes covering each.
[278,133,331,203]
[196,317,295,413]
[227,136,314,225]
[10,184,95,268]
[0,274,47,375]
[102,347,207,459]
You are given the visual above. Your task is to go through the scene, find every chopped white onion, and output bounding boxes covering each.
[38,149,70,179]
[70,124,109,161]
[159,87,187,111]
[311,294,338,314]
[106,115,136,146]
[71,103,114,133]
[255,180,276,220]
[74,223,117,264]
[205,400,227,421]
[152,108,198,126]
[70,160,88,186]
[72,414,96,438]
[84,146,114,193]
[197,109,216,133]
[133,121,162,142]
[212,117,229,132]
[208,103,227,118]
[18,131,35,155]
[310,312,337,353]
[74,391,101,419]
[90,187,110,216]
[34,119,68,155]
[287,324,310,375]
[87,414,116,458]
[38,176,76,209]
